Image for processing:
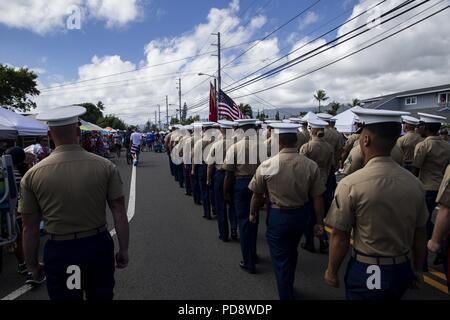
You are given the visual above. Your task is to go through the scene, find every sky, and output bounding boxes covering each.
[0,0,449,125]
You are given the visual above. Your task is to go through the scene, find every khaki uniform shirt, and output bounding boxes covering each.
[249,148,325,208]
[396,131,423,164]
[18,145,124,235]
[436,164,450,207]
[223,136,260,177]
[206,136,234,170]
[324,127,343,166]
[343,144,404,176]
[413,136,450,191]
[193,136,214,165]
[300,137,334,185]
[296,132,309,151]
[325,157,428,256]
[343,134,360,153]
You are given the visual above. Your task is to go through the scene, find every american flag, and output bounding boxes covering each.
[218,89,246,120]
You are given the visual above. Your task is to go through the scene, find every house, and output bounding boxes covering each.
[361,84,450,118]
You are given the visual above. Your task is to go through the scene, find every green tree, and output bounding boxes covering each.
[77,101,104,124]
[96,114,127,130]
[327,101,341,116]
[0,64,40,112]
[314,89,329,113]
[257,111,268,121]
[275,110,280,120]
[351,98,361,107]
[170,117,180,125]
[181,102,188,124]
[185,115,200,124]
[143,120,151,132]
[238,103,253,118]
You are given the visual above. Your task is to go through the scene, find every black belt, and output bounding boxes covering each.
[49,226,107,241]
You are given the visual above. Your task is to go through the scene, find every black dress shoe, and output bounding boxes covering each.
[231,230,238,240]
[239,261,256,274]
[301,242,316,253]
[219,236,229,242]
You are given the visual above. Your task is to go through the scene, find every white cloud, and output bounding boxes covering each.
[299,11,319,30]
[0,0,143,34]
[30,0,450,124]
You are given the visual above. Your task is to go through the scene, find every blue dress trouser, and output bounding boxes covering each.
[345,257,413,300]
[214,171,237,240]
[176,164,184,188]
[425,190,438,238]
[184,164,192,194]
[44,231,115,300]
[266,207,309,300]
[234,177,258,270]
[198,164,211,218]
[192,166,201,205]
[168,153,175,176]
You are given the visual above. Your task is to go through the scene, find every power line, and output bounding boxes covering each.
[222,0,322,69]
[231,3,449,99]
[223,0,388,90]
[225,0,424,93]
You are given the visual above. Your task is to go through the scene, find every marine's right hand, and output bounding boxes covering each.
[116,250,129,269]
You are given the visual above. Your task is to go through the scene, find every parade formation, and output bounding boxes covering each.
[1,0,450,305]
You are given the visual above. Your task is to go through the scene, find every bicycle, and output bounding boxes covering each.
[126,147,133,165]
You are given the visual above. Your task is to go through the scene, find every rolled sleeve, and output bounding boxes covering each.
[310,166,326,197]
[107,166,124,201]
[18,175,40,215]
[324,182,354,232]
[436,169,450,207]
[248,166,266,194]
[413,142,426,169]
[223,145,236,172]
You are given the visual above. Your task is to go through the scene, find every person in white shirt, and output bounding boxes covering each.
[130,130,142,166]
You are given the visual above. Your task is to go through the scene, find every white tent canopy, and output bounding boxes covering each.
[332,107,362,133]
[0,107,48,136]
[301,111,320,122]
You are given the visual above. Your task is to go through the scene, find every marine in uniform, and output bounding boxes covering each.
[248,123,326,299]
[289,118,310,151]
[174,125,194,195]
[223,119,261,273]
[164,126,176,177]
[192,122,218,220]
[324,109,428,300]
[300,118,334,254]
[343,142,404,176]
[396,115,422,172]
[412,112,450,263]
[19,106,129,300]
[206,120,237,241]
[317,113,343,214]
[427,164,450,292]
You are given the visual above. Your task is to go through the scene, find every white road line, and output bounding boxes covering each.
[1,165,137,301]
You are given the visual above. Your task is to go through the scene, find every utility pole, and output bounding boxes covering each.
[154,110,157,127]
[166,95,169,127]
[177,78,182,123]
[158,104,161,130]
[212,32,221,120]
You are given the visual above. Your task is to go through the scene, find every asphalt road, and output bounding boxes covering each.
[0,151,448,300]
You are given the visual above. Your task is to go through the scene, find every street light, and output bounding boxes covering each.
[198,72,216,79]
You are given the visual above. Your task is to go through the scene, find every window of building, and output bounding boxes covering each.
[404,97,417,105]
[438,93,450,104]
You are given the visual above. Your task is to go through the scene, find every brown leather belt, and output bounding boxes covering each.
[49,226,107,241]
[352,250,409,265]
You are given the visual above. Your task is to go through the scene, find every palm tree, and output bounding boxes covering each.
[327,101,341,116]
[314,90,329,112]
[351,98,361,107]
